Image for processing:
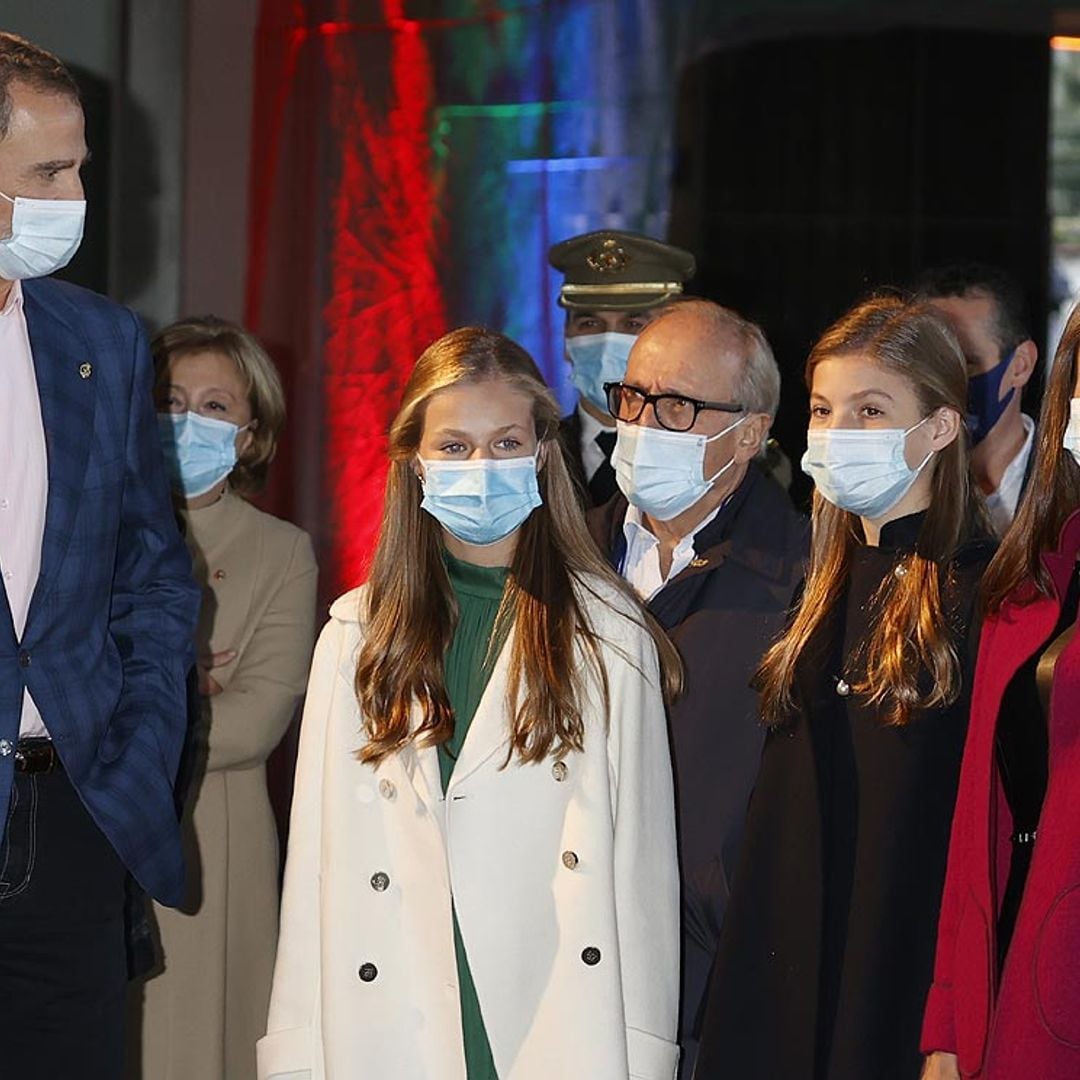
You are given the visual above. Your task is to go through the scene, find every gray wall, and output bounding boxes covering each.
[181,0,258,322]
[2,0,258,330]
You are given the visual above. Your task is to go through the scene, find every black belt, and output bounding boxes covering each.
[14,738,59,774]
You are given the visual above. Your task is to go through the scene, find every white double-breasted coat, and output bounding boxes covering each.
[258,577,680,1080]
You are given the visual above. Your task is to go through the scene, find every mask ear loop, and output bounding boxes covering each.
[704,412,749,445]
[704,414,750,485]
[903,414,935,475]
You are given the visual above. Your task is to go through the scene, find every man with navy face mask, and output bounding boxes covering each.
[549,230,695,506]
[587,298,806,1078]
[917,263,1038,535]
[0,33,198,1078]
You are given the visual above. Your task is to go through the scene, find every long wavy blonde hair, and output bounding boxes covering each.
[757,295,986,726]
[355,326,680,765]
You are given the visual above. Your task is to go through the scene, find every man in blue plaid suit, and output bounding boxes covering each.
[0,33,200,1077]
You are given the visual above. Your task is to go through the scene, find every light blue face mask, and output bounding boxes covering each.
[158,411,244,498]
[565,332,637,413]
[801,417,933,519]
[419,456,542,547]
[612,415,747,521]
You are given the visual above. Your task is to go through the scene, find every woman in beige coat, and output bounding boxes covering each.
[131,316,317,1080]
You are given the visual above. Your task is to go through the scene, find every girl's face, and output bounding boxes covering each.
[418,378,538,462]
[809,353,942,471]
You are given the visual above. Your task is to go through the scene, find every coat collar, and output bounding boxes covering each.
[1041,508,1080,601]
[391,635,516,835]
[21,279,97,625]
[589,464,804,589]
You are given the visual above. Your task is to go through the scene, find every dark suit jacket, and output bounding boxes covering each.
[589,465,807,1074]
[559,408,619,508]
[0,277,200,906]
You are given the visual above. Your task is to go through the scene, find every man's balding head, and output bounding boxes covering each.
[629,299,780,429]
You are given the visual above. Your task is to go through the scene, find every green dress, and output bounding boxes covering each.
[439,550,509,1080]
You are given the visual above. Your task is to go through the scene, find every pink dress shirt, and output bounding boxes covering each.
[0,281,49,737]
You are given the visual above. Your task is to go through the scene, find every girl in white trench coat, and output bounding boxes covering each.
[258,327,682,1080]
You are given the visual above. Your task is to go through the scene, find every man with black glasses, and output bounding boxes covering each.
[587,298,806,1079]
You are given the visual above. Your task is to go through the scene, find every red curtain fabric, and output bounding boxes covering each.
[247,0,447,599]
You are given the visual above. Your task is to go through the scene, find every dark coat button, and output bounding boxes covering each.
[581,946,601,966]
[370,871,390,892]
[358,962,378,982]
[551,761,568,782]
[17,650,30,668]
[562,850,579,870]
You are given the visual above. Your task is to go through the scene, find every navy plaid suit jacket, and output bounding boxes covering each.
[0,277,200,906]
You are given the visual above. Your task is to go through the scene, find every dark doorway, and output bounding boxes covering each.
[670,26,1051,503]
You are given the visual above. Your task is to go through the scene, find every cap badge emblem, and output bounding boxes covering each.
[586,238,631,274]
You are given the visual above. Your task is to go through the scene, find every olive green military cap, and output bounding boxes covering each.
[549,230,696,311]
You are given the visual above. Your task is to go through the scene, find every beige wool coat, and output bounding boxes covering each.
[131,490,317,1080]
[258,577,680,1080]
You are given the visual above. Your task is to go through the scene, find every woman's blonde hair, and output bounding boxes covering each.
[151,315,286,495]
[356,326,680,766]
[757,295,986,726]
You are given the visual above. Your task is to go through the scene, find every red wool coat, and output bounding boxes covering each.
[922,510,1080,1078]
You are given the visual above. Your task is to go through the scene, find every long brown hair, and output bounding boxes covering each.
[356,326,680,765]
[983,303,1080,609]
[757,295,986,726]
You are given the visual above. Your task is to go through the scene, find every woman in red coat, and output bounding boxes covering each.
[922,303,1080,1079]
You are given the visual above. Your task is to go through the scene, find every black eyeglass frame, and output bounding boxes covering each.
[603,381,746,432]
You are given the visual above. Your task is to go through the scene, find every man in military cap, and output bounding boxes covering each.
[549,230,696,505]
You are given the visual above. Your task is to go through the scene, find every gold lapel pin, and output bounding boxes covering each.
[79,362,92,379]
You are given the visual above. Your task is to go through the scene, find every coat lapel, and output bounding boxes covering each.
[397,738,448,839]
[21,283,96,616]
[445,631,514,790]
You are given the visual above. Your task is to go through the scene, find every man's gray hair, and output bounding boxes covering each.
[652,298,781,448]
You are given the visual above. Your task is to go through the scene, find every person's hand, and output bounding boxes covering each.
[921,1052,960,1080]
[197,650,236,696]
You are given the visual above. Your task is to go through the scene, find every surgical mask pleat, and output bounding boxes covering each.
[419,456,542,546]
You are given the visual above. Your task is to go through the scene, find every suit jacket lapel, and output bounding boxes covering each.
[22,283,96,615]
